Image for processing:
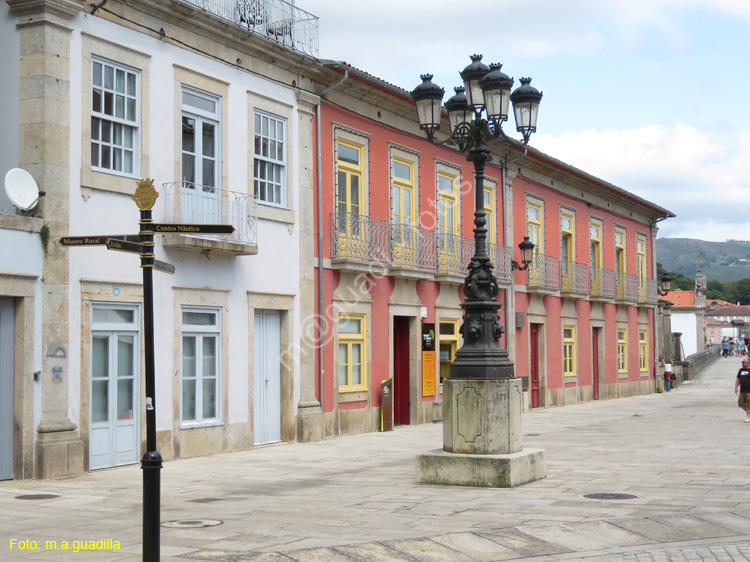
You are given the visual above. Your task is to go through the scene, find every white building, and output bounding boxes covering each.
[2,0,323,479]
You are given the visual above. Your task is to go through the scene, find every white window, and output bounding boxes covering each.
[181,308,220,425]
[91,58,139,175]
[254,111,286,205]
[181,87,220,188]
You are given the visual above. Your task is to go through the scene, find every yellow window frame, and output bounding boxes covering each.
[391,156,416,226]
[437,172,458,237]
[589,222,602,269]
[483,185,496,243]
[639,330,648,371]
[336,139,364,216]
[563,325,576,377]
[526,200,543,254]
[439,319,460,383]
[636,235,647,292]
[617,328,628,373]
[614,227,627,275]
[338,313,367,392]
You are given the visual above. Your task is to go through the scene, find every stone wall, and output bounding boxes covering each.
[681,345,721,381]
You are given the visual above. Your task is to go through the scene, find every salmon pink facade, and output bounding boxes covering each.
[311,62,673,436]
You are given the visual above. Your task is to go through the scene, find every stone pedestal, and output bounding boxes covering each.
[416,378,546,487]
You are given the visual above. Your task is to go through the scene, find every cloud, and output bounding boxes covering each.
[532,126,750,241]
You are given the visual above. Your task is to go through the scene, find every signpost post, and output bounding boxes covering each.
[60,178,234,561]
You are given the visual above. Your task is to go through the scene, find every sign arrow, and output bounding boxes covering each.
[151,223,234,235]
[153,259,175,274]
[60,234,141,246]
[106,238,147,254]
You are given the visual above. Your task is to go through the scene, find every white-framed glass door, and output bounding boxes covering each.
[90,305,140,470]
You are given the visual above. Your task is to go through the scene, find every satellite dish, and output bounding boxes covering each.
[4,168,45,211]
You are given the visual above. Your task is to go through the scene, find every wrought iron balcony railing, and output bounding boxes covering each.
[489,243,513,285]
[644,278,658,305]
[391,223,438,272]
[331,212,390,266]
[163,181,257,246]
[616,272,640,302]
[436,233,475,277]
[590,267,616,299]
[180,0,319,57]
[560,260,590,294]
[526,253,560,291]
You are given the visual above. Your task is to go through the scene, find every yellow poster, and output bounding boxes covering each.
[422,350,436,396]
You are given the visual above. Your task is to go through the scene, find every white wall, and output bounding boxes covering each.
[672,312,698,358]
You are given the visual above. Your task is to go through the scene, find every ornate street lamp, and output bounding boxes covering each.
[658,273,672,297]
[412,54,542,380]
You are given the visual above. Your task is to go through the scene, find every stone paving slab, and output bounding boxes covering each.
[2,357,749,561]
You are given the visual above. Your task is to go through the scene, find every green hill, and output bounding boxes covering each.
[656,238,750,282]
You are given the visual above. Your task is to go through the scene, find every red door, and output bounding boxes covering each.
[393,316,410,425]
[530,323,540,408]
[592,327,600,400]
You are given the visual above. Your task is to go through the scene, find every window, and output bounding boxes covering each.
[439,319,460,382]
[181,308,220,425]
[437,171,458,242]
[589,221,602,269]
[391,157,416,226]
[337,140,365,216]
[563,325,576,377]
[254,111,286,205]
[182,87,220,188]
[639,330,648,371]
[617,329,628,373]
[636,235,647,296]
[615,227,627,298]
[560,211,575,282]
[91,58,139,175]
[484,182,496,243]
[527,200,544,254]
[338,314,367,392]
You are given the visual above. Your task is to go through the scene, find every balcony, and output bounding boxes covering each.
[526,253,559,293]
[331,212,390,272]
[616,272,640,304]
[560,261,590,298]
[590,267,616,301]
[161,182,258,256]
[330,213,513,285]
[390,224,437,280]
[180,0,319,57]
[642,278,658,305]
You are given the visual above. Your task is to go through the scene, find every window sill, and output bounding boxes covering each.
[338,389,368,403]
[180,421,224,430]
[257,203,295,225]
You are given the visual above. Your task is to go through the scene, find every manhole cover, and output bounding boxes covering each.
[584,493,637,500]
[189,497,223,503]
[15,494,60,500]
[161,520,223,528]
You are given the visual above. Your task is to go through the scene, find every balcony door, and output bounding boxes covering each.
[336,140,365,256]
[181,87,220,225]
[391,157,416,266]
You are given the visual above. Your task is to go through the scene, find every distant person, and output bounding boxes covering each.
[735,359,750,423]
[723,338,730,357]
[730,338,735,356]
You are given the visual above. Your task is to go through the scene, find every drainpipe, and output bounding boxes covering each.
[501,147,528,359]
[315,67,349,417]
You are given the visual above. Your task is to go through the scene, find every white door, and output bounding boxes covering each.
[254,310,281,445]
[0,298,14,480]
[90,306,140,470]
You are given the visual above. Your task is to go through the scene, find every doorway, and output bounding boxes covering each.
[254,310,281,445]
[0,298,13,480]
[393,316,410,425]
[593,327,601,400]
[530,323,540,408]
[89,305,140,470]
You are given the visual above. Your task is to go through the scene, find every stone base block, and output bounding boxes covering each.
[36,432,84,479]
[296,411,325,442]
[416,447,546,488]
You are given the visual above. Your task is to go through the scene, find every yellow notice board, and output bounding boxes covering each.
[422,351,436,396]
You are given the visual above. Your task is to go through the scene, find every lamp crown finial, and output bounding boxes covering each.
[470,54,483,62]
[420,73,434,81]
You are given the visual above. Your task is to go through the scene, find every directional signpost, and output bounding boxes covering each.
[60,178,233,561]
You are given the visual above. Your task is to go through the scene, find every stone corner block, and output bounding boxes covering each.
[415,447,546,488]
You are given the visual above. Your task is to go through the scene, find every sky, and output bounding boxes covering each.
[302,0,750,242]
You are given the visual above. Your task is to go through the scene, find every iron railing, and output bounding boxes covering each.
[526,253,560,291]
[163,182,257,245]
[615,271,640,301]
[489,243,513,285]
[180,0,319,57]
[391,223,438,271]
[436,233,474,277]
[560,261,590,294]
[590,267,617,299]
[644,278,658,305]
[331,212,390,265]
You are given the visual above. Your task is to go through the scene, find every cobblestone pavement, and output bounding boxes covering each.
[1,356,748,561]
